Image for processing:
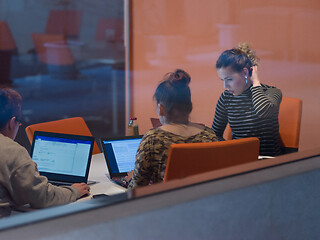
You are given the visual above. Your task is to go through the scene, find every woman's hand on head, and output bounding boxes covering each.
[251,66,261,87]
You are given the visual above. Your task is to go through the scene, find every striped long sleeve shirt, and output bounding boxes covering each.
[212,84,282,156]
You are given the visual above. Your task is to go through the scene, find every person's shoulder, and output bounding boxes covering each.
[197,126,218,139]
[141,128,166,142]
[144,128,164,137]
[261,83,281,91]
[188,126,218,142]
[0,134,32,169]
[138,128,173,152]
[0,134,26,153]
[261,84,282,96]
[202,126,218,135]
[189,122,205,130]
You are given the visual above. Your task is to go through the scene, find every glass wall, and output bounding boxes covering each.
[2,0,320,151]
[130,0,320,151]
[0,0,125,149]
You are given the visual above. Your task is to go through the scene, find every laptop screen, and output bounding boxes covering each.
[31,131,94,184]
[100,136,143,178]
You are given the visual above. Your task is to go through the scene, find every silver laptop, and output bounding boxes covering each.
[30,131,94,185]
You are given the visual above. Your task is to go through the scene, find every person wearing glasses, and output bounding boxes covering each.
[0,88,90,218]
[212,43,282,156]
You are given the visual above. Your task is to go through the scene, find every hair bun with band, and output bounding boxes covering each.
[166,69,191,87]
[154,69,193,123]
[237,42,260,66]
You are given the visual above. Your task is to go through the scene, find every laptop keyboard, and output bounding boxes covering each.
[112,177,128,188]
[49,180,73,186]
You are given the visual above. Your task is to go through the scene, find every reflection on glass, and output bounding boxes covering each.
[0,0,125,149]
[130,0,320,152]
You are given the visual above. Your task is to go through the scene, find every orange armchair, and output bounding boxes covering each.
[45,10,83,39]
[278,97,302,153]
[31,33,74,66]
[25,117,100,155]
[164,137,260,181]
[0,21,16,51]
[223,97,302,153]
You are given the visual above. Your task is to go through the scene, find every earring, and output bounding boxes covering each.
[245,76,248,84]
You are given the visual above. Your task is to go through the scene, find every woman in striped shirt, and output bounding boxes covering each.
[212,43,282,156]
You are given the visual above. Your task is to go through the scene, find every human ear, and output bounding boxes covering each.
[242,68,249,78]
[8,117,16,130]
[158,103,166,116]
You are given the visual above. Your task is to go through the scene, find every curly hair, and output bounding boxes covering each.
[216,42,259,76]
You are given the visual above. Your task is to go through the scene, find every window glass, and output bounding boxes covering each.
[0,0,125,149]
[130,0,320,151]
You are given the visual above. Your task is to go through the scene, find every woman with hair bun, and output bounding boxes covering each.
[212,43,282,156]
[128,69,218,188]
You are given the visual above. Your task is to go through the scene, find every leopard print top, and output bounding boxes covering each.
[128,127,218,188]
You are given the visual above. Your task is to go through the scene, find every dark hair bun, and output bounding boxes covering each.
[166,69,191,87]
[154,69,193,122]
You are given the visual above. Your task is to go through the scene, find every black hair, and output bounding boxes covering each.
[153,69,192,123]
[0,88,22,130]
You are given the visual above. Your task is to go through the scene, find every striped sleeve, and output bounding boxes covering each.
[212,93,228,141]
[251,85,282,118]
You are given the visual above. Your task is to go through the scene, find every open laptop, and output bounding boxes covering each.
[100,135,143,187]
[30,131,95,186]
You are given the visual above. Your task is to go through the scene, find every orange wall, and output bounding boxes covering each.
[130,0,320,151]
